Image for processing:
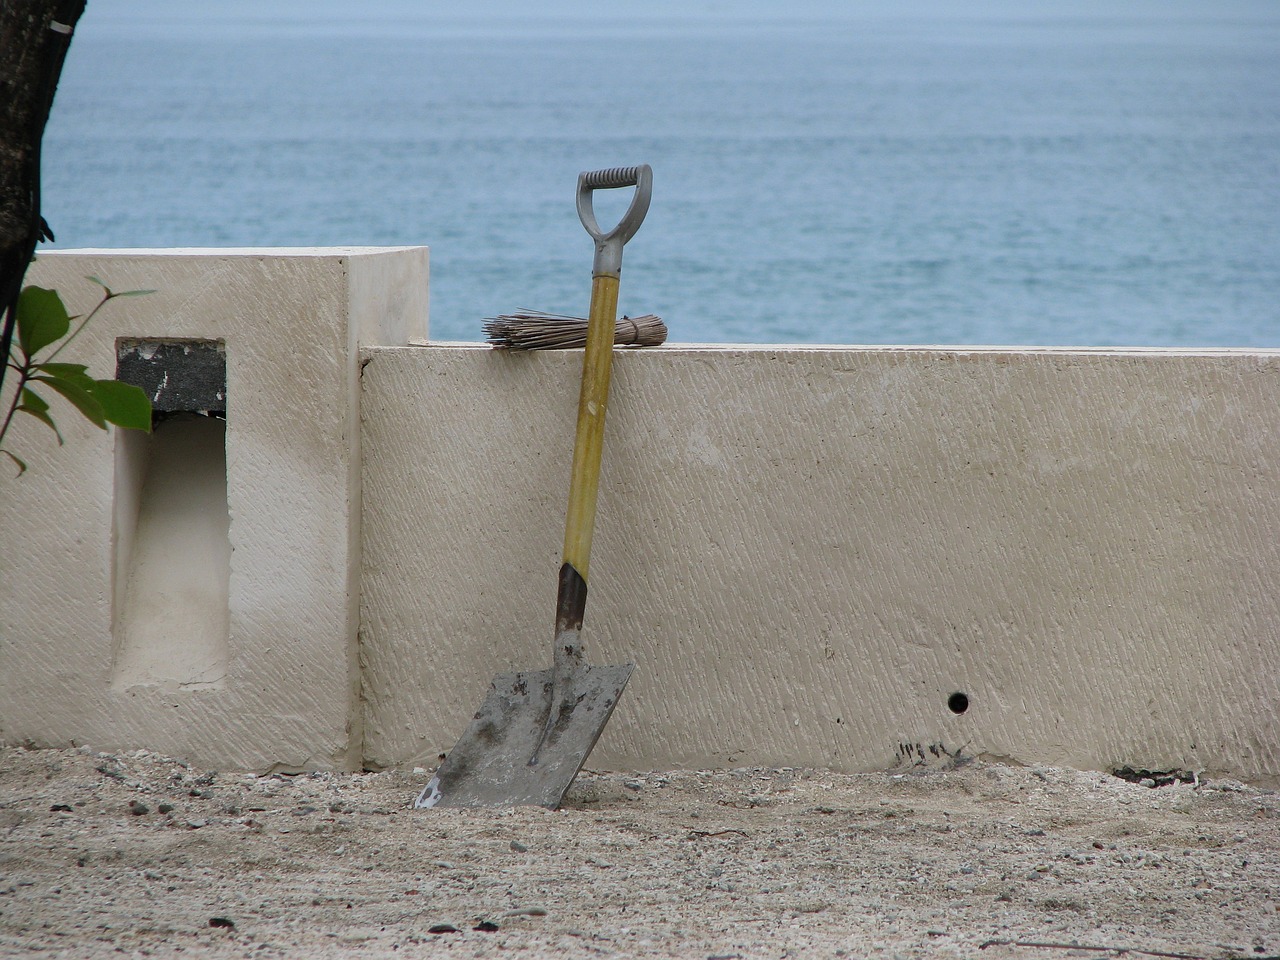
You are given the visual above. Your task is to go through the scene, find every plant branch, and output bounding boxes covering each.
[0,360,31,450]
[41,291,110,364]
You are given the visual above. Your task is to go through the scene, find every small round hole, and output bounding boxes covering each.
[947,692,970,715]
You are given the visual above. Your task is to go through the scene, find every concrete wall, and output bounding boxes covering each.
[362,344,1280,784]
[1,249,427,771]
[4,251,1278,783]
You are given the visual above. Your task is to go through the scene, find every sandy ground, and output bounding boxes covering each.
[0,744,1276,959]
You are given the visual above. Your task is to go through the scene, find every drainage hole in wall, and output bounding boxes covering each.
[947,692,970,715]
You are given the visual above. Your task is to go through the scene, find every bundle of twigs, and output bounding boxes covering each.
[483,311,667,350]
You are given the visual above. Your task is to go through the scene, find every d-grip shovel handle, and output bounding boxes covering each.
[577,165,653,279]
[556,166,652,648]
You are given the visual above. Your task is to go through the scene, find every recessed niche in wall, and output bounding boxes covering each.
[111,339,229,691]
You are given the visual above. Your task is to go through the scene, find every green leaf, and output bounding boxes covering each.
[90,379,152,431]
[16,286,71,357]
[33,374,107,430]
[18,386,61,442]
[34,362,93,386]
[16,388,62,443]
[18,388,49,414]
[2,448,28,477]
[17,403,64,444]
[87,275,155,299]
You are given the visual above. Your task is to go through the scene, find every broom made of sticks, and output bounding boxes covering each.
[483,310,667,350]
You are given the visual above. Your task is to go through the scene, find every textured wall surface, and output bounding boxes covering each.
[5,250,1277,782]
[1,249,427,771]
[361,344,1280,783]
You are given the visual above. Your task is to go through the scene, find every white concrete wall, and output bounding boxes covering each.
[1,249,427,771]
[4,251,1278,783]
[361,344,1280,784]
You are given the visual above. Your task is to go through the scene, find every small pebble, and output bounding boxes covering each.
[186,819,207,830]
[510,840,529,853]
[128,800,150,816]
[157,803,175,815]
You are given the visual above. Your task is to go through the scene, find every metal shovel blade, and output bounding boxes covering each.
[414,662,634,809]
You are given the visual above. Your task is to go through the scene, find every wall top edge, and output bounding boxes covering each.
[392,341,1280,359]
[36,246,428,258]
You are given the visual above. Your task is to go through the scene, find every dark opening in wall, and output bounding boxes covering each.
[947,692,970,715]
[116,338,226,421]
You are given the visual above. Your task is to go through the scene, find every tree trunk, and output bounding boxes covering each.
[0,0,88,398]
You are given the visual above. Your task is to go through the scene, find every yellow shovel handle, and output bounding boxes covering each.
[562,273,620,580]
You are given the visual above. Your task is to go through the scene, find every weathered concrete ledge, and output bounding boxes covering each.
[2,251,1277,783]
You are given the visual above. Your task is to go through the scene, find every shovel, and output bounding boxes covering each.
[415,165,653,809]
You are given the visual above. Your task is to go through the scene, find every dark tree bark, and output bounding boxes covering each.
[0,0,88,398]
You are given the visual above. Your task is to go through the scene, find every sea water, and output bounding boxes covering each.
[40,9,1280,346]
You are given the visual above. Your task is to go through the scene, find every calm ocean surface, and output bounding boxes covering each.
[41,12,1280,346]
